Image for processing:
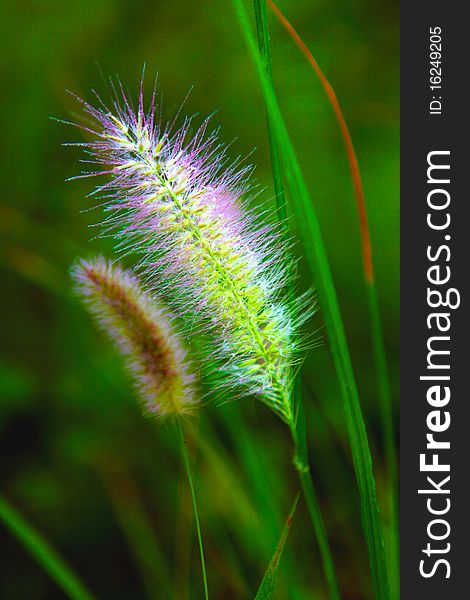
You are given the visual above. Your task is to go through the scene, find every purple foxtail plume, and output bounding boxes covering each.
[67,82,313,423]
[73,256,197,418]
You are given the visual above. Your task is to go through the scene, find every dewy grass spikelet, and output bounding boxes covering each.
[68,81,313,423]
[72,256,196,418]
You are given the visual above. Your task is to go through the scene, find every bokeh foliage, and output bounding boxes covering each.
[1,1,398,598]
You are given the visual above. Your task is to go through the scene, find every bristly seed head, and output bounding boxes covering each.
[67,81,313,423]
[72,256,197,418]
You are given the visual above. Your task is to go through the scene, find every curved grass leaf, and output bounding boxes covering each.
[252,5,341,597]
[233,1,390,597]
[254,493,300,600]
[266,5,399,594]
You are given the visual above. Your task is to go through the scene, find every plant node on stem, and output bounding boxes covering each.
[287,397,342,600]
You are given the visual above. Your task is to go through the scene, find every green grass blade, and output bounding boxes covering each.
[252,5,341,596]
[367,282,399,598]
[252,0,287,227]
[232,2,389,597]
[218,404,304,597]
[175,419,210,600]
[0,494,96,600]
[254,492,300,600]
[290,383,341,600]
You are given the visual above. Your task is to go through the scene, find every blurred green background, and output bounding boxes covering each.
[0,0,399,598]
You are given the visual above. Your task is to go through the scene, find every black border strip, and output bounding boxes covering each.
[401,4,467,597]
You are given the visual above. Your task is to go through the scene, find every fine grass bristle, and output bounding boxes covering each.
[67,86,315,423]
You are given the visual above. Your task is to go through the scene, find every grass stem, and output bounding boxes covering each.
[367,282,399,597]
[175,419,210,600]
[233,1,390,597]
[288,384,341,600]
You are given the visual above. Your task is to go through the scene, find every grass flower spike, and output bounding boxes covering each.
[69,84,312,423]
[72,256,196,418]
